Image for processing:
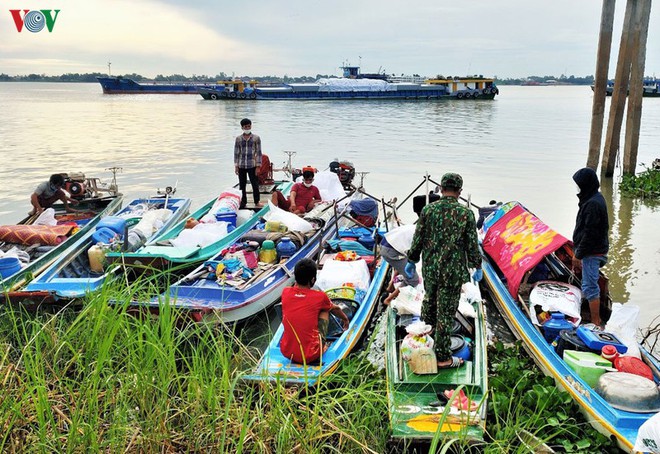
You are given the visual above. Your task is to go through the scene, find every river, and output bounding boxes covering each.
[0,82,658,327]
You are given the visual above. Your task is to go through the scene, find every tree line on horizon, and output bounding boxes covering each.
[0,72,596,85]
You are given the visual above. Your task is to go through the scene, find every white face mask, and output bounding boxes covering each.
[242,129,251,135]
[575,184,581,194]
[303,182,313,188]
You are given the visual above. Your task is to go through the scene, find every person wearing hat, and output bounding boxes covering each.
[234,118,263,209]
[407,172,482,369]
[572,167,609,329]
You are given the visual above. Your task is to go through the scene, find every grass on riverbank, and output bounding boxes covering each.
[0,286,619,453]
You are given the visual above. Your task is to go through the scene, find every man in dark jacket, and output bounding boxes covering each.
[572,167,609,328]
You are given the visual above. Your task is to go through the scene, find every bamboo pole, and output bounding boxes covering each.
[587,0,616,170]
[602,0,637,177]
[622,0,652,176]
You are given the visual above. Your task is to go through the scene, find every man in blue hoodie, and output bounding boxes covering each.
[572,167,609,328]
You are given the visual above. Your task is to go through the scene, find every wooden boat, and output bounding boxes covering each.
[480,201,660,452]
[386,286,488,445]
[1,171,123,293]
[242,224,390,386]
[7,197,191,303]
[105,181,293,273]
[131,201,344,323]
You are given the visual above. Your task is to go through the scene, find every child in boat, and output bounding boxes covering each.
[280,258,349,364]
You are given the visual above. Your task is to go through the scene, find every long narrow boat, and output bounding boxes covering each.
[96,76,228,94]
[8,197,191,302]
[131,201,343,323]
[386,284,488,446]
[1,172,123,294]
[105,181,293,273]
[242,223,390,386]
[480,201,660,452]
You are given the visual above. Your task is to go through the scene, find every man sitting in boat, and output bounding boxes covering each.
[29,174,79,216]
[280,258,349,364]
[271,169,321,215]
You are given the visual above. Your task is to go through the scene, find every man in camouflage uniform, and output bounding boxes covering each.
[408,173,481,368]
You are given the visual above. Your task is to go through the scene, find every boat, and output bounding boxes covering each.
[385,281,488,446]
[592,78,660,97]
[242,219,391,386]
[199,66,499,101]
[0,171,123,294]
[130,200,344,323]
[6,196,191,303]
[480,201,660,452]
[105,181,293,274]
[96,76,229,95]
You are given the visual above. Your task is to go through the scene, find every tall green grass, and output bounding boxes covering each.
[0,281,388,453]
[0,279,620,453]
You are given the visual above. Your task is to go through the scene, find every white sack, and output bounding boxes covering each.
[316,258,371,292]
[263,201,313,233]
[169,222,230,248]
[33,208,57,226]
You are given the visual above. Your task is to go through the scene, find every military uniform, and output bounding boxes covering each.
[408,173,481,362]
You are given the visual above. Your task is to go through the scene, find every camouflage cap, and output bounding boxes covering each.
[441,172,463,189]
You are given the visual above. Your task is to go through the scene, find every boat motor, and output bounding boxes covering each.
[64,173,88,199]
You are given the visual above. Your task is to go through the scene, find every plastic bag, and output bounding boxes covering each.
[401,321,434,361]
[264,201,313,233]
[34,208,57,226]
[529,281,582,326]
[316,258,371,292]
[391,285,425,316]
[605,302,641,358]
[634,411,660,453]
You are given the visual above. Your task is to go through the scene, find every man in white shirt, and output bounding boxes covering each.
[380,224,419,287]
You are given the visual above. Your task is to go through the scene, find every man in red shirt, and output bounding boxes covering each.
[280,258,349,364]
[271,169,321,215]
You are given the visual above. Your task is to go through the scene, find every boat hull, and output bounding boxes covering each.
[481,201,660,453]
[13,197,191,301]
[386,291,488,444]
[97,77,225,95]
[243,246,390,386]
[200,88,497,101]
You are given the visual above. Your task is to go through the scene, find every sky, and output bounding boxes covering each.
[1,0,659,79]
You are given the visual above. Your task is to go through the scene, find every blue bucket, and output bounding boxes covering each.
[0,257,22,280]
[450,335,472,361]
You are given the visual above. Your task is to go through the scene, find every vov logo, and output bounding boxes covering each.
[10,9,60,33]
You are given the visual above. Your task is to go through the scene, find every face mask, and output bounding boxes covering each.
[303,182,313,188]
[575,184,581,195]
[242,129,251,135]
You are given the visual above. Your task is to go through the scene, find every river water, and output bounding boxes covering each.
[0,82,658,326]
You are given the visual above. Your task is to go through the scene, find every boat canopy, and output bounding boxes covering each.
[482,202,569,297]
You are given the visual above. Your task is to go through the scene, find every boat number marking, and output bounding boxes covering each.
[264,276,276,288]
[395,405,446,415]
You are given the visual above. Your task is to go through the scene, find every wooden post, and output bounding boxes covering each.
[602,0,637,177]
[587,0,616,170]
[623,0,652,176]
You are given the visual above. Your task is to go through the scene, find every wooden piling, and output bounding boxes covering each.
[602,0,637,177]
[587,0,616,170]
[623,0,652,175]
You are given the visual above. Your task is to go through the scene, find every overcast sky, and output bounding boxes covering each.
[1,0,658,79]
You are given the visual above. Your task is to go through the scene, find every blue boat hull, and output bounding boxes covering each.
[97,77,225,95]
[16,197,191,301]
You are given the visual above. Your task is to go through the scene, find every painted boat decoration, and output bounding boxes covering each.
[96,76,229,94]
[132,201,342,323]
[243,224,390,386]
[8,196,191,302]
[105,181,293,273]
[1,171,123,293]
[199,66,498,101]
[386,284,488,445]
[480,201,660,453]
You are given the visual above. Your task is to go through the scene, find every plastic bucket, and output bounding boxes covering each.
[92,226,117,245]
[0,257,21,279]
[450,335,471,361]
